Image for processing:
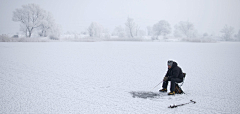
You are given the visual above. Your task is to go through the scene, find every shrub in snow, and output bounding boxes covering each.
[0,35,11,42]
[49,35,59,40]
[182,37,216,43]
[0,35,50,42]
[12,35,19,38]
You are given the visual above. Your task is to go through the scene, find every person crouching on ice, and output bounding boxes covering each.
[159,60,184,95]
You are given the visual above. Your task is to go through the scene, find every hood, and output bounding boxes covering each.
[170,62,178,69]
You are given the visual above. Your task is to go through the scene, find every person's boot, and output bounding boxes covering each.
[159,88,167,92]
[168,91,175,95]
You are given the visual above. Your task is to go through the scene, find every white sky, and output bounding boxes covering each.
[0,0,240,35]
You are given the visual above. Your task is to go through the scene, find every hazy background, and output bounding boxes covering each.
[0,0,240,35]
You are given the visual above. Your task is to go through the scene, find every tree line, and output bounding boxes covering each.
[12,3,240,41]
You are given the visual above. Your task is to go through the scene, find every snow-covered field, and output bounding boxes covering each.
[1,42,240,113]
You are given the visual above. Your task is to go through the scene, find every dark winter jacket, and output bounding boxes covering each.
[165,62,184,80]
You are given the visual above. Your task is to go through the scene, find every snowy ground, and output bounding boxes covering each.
[1,42,240,113]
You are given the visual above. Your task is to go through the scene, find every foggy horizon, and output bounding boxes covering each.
[1,0,240,36]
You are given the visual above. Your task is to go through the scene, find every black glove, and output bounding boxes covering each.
[163,77,168,82]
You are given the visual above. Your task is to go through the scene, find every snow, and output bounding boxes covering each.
[0,42,240,113]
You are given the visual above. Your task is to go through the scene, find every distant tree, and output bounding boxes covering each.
[173,28,182,38]
[19,23,28,37]
[220,25,234,41]
[174,21,195,38]
[237,30,240,41]
[88,22,104,37]
[48,24,61,40]
[38,12,56,37]
[112,26,126,37]
[103,28,110,39]
[135,25,141,37]
[147,26,152,36]
[138,29,146,37]
[203,33,208,37]
[152,20,171,39]
[125,17,136,38]
[13,4,45,37]
[13,4,59,38]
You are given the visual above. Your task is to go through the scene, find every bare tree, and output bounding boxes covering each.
[125,17,136,38]
[38,12,55,37]
[112,26,125,37]
[220,25,234,41]
[237,30,240,41]
[152,20,171,39]
[135,25,140,37]
[174,21,195,38]
[13,4,46,37]
[48,24,61,40]
[88,22,104,37]
[19,23,28,37]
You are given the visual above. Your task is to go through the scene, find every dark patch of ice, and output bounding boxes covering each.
[129,91,162,99]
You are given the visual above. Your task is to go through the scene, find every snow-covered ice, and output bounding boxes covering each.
[1,42,240,113]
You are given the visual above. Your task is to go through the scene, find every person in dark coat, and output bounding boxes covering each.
[159,60,184,95]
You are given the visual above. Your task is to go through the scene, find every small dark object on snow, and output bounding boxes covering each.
[12,35,19,38]
[168,100,196,108]
[130,91,160,99]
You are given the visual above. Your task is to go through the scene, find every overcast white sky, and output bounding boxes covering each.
[0,0,240,35]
